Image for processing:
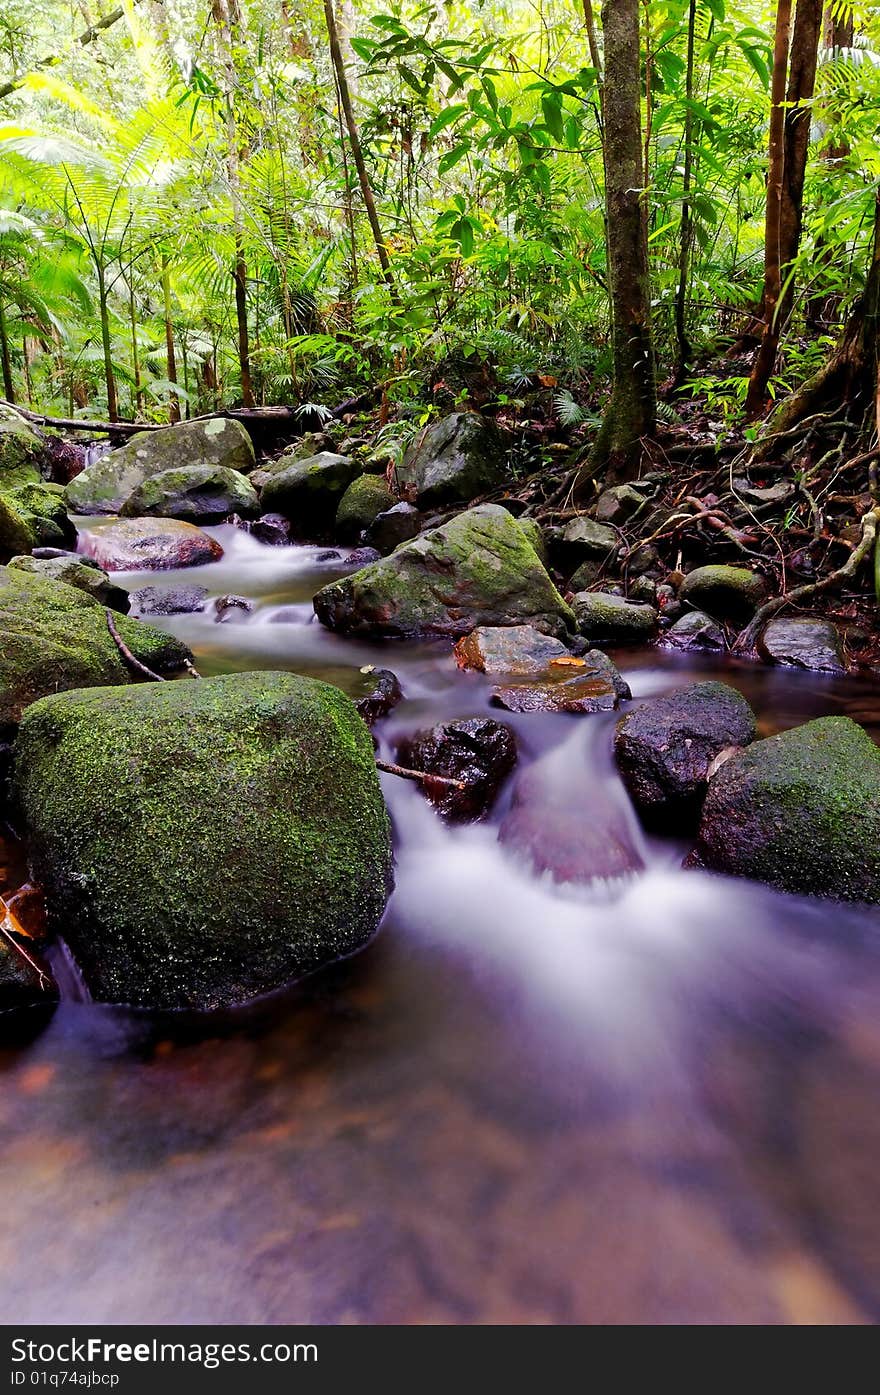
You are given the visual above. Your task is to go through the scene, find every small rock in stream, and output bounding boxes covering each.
[354,668,404,726]
[213,594,253,623]
[491,650,630,715]
[396,718,517,822]
[130,584,209,617]
[663,609,726,651]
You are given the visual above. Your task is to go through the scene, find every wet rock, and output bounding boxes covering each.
[66,417,256,514]
[366,502,422,554]
[627,543,660,576]
[335,473,395,544]
[120,464,260,524]
[13,672,394,1010]
[678,564,767,622]
[595,483,648,525]
[491,650,630,714]
[353,668,404,726]
[499,763,643,886]
[213,594,253,623]
[573,591,657,644]
[395,718,517,822]
[345,546,381,565]
[0,935,58,1020]
[553,517,618,571]
[78,518,223,572]
[615,681,756,828]
[629,576,658,605]
[568,559,602,591]
[129,584,208,617]
[689,716,880,902]
[8,554,130,612]
[732,478,795,509]
[260,452,360,536]
[0,493,36,557]
[663,609,726,651]
[249,512,292,546]
[314,504,575,640]
[0,565,192,727]
[757,617,846,675]
[396,411,508,508]
[454,624,569,675]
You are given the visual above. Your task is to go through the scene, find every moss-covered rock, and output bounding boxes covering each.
[13,672,394,1009]
[314,503,575,639]
[689,716,880,901]
[260,452,360,536]
[396,412,509,508]
[5,482,76,549]
[678,565,767,622]
[335,473,395,544]
[8,554,130,612]
[515,516,547,565]
[573,591,657,644]
[0,408,45,492]
[0,565,191,727]
[615,681,756,828]
[66,417,256,515]
[0,493,35,557]
[120,464,260,523]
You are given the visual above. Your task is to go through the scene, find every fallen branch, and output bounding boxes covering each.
[106,610,165,682]
[733,506,880,654]
[375,759,467,790]
[0,895,52,992]
[0,400,329,437]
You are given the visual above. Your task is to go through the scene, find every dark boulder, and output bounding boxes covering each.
[353,668,404,726]
[335,473,395,544]
[573,591,657,644]
[260,452,359,535]
[395,411,508,508]
[129,584,208,617]
[395,718,517,822]
[757,617,846,674]
[663,610,726,651]
[366,502,422,554]
[678,565,767,623]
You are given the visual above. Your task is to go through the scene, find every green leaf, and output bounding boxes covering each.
[428,104,469,138]
[541,92,565,143]
[450,215,474,257]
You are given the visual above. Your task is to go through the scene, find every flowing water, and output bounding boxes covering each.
[2,523,880,1324]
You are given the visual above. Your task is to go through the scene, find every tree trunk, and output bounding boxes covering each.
[161,258,180,423]
[128,271,143,416]
[323,0,397,299]
[807,6,855,328]
[674,0,697,375]
[0,300,15,402]
[778,0,823,325]
[580,0,656,488]
[96,262,119,423]
[745,0,793,418]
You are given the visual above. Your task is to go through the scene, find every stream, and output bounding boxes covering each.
[2,522,880,1324]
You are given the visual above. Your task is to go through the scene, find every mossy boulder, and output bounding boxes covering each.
[0,408,45,492]
[12,672,394,1010]
[314,503,575,639]
[335,473,395,544]
[120,464,260,524]
[0,565,191,728]
[396,412,508,508]
[573,591,657,644]
[678,565,767,622]
[689,716,880,901]
[615,681,756,828]
[66,417,256,515]
[0,493,35,557]
[6,482,76,548]
[260,452,360,536]
[8,554,129,612]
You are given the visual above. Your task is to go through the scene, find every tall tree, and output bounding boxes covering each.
[778,0,824,324]
[581,0,656,487]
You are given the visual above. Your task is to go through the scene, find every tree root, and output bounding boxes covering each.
[106,610,166,682]
[733,506,880,654]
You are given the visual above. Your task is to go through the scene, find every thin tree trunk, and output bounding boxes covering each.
[807,6,854,327]
[579,0,656,488]
[161,257,180,424]
[128,271,143,415]
[96,262,119,423]
[212,0,255,407]
[746,0,793,418]
[0,300,15,402]
[323,0,397,298]
[778,0,823,325]
[675,0,697,374]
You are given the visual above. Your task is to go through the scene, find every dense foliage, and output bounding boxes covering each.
[0,0,878,434]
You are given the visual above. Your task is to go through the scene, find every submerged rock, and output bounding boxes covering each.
[678,565,767,622]
[396,411,508,508]
[615,681,756,828]
[353,668,404,726]
[366,501,422,554]
[663,610,726,651]
[314,504,575,640]
[395,718,517,822]
[66,417,256,514]
[78,517,223,572]
[0,935,57,1021]
[8,554,130,612]
[0,565,191,727]
[335,473,395,544]
[757,617,846,674]
[499,763,643,886]
[120,464,260,524]
[490,650,630,715]
[213,593,253,622]
[689,716,880,901]
[260,452,359,535]
[573,591,657,645]
[129,584,208,617]
[13,672,394,1010]
[454,624,569,675]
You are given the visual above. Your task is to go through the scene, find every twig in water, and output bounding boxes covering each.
[106,609,165,682]
[0,895,52,991]
[376,759,467,791]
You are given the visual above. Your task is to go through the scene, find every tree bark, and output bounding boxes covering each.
[161,257,180,424]
[580,0,655,488]
[778,0,823,325]
[96,262,119,423]
[807,6,854,327]
[746,0,793,418]
[674,0,697,374]
[0,300,15,402]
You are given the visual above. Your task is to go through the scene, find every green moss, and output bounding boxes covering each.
[335,473,395,543]
[120,464,260,522]
[0,494,35,557]
[679,565,766,621]
[4,482,76,548]
[13,672,393,1009]
[0,416,44,492]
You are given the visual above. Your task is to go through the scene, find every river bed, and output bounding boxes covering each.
[1,523,879,1324]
